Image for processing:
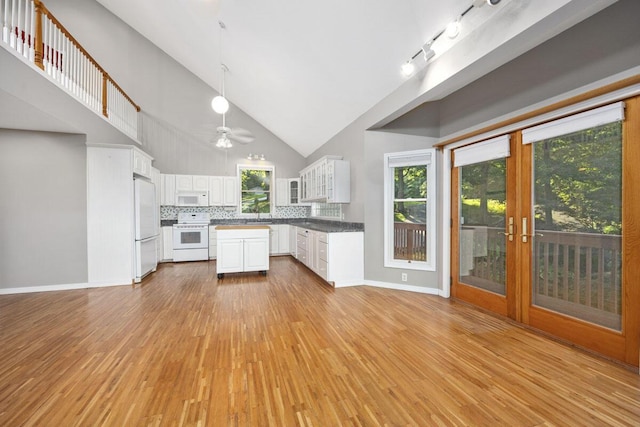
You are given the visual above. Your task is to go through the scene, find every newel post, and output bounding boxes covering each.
[33,0,44,70]
[102,73,108,118]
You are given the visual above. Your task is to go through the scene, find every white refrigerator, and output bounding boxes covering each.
[134,178,159,282]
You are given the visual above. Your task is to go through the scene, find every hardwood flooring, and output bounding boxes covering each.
[1,257,639,426]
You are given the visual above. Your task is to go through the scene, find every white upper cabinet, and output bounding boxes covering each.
[276,177,307,206]
[160,174,176,206]
[175,174,193,192]
[209,176,238,206]
[300,156,350,203]
[193,175,209,192]
[132,148,153,179]
[175,174,209,192]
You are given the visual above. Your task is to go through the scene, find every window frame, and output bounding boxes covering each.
[237,164,275,217]
[384,149,436,271]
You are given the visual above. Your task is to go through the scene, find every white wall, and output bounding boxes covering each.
[0,129,88,289]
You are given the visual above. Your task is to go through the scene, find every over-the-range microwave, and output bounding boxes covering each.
[176,191,209,206]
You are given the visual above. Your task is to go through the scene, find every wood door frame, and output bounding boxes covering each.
[450,96,640,367]
[519,95,640,366]
[450,134,518,320]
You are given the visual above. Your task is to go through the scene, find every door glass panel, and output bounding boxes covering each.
[532,122,622,330]
[459,159,507,295]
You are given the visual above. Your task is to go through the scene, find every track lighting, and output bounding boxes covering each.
[247,153,265,161]
[401,0,501,77]
[446,18,461,39]
[473,0,501,7]
[401,61,416,77]
[422,41,435,61]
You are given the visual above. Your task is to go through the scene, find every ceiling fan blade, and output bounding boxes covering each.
[228,127,255,144]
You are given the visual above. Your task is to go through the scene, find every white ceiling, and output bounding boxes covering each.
[95,0,476,157]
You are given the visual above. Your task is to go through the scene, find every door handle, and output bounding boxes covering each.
[521,217,543,243]
[501,216,515,241]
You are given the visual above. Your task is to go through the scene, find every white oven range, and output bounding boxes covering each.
[173,212,210,262]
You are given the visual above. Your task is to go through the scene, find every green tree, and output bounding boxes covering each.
[534,122,622,234]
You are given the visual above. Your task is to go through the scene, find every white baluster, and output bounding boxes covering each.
[16,0,22,55]
[21,0,28,56]
[28,0,33,61]
[1,0,7,43]
[10,0,16,48]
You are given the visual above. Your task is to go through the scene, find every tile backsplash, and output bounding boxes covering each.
[160,205,310,220]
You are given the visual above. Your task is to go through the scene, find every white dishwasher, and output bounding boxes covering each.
[215,225,270,279]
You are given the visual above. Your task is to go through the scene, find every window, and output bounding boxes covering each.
[384,149,436,270]
[238,165,273,215]
[311,202,342,219]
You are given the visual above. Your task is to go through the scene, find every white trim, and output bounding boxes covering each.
[440,148,451,299]
[333,280,366,288]
[383,148,437,271]
[453,135,511,167]
[0,281,132,295]
[363,280,443,296]
[522,101,624,144]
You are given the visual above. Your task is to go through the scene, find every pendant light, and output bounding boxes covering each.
[211,21,229,114]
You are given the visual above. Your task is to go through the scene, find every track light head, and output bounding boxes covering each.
[401,61,415,77]
[473,0,501,7]
[422,42,435,61]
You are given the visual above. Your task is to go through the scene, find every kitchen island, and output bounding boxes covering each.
[215,225,270,279]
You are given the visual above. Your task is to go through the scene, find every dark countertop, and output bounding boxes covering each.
[161,218,364,233]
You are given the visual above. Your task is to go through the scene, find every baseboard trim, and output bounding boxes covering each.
[0,281,132,295]
[360,280,444,296]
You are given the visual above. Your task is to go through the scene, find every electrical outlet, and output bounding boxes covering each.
[401,273,407,282]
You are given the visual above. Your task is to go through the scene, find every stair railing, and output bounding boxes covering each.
[1,0,140,140]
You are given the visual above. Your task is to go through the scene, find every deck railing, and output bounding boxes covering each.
[463,225,622,321]
[1,0,140,139]
[394,222,427,261]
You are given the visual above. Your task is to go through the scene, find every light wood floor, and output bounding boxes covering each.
[1,257,639,426]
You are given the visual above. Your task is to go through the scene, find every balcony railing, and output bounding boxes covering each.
[1,0,139,139]
[394,222,427,261]
[462,225,622,328]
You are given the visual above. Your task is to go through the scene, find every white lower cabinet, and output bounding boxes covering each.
[209,227,217,259]
[269,225,290,255]
[162,226,173,261]
[289,226,297,257]
[216,227,269,278]
[295,227,363,287]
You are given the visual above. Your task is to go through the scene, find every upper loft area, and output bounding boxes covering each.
[0,0,140,145]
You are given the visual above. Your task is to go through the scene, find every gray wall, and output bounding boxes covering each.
[437,0,640,137]
[45,0,305,180]
[363,131,440,289]
[0,129,87,288]
[307,0,640,288]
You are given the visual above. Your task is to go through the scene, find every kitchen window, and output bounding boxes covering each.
[384,149,436,271]
[238,165,273,215]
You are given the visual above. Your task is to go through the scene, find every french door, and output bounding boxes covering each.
[451,97,640,366]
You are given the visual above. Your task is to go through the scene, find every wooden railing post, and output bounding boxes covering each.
[102,73,108,118]
[33,0,44,70]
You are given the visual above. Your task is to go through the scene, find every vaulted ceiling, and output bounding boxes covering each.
[93,0,618,157]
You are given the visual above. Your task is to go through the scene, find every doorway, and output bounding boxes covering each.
[451,98,640,366]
